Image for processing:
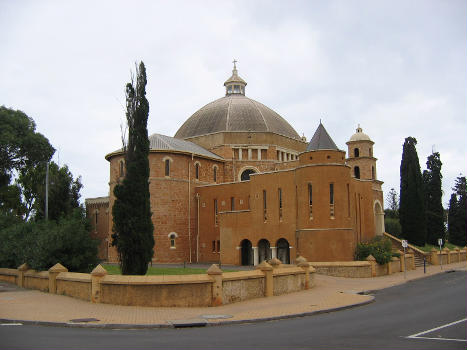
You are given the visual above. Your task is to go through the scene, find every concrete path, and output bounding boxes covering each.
[0,261,465,328]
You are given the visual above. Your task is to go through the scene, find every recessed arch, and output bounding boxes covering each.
[238,166,259,182]
[240,239,253,266]
[373,200,384,235]
[276,238,290,264]
[258,239,271,263]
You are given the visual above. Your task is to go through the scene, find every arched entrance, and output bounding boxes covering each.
[258,239,271,263]
[276,238,290,264]
[240,169,256,181]
[240,239,253,266]
[374,201,384,235]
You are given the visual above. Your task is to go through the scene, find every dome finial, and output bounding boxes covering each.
[224,60,247,96]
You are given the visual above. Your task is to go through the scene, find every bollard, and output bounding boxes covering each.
[423,257,426,274]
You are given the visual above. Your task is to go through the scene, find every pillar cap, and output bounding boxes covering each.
[49,263,68,273]
[207,264,223,275]
[18,263,30,271]
[298,261,310,268]
[91,264,108,276]
[430,247,438,252]
[365,254,376,262]
[269,258,282,267]
[295,256,307,264]
[256,260,272,271]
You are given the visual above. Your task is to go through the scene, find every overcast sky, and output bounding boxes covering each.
[1,0,466,207]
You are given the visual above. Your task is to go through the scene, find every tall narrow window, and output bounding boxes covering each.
[231,197,235,211]
[263,190,267,222]
[354,166,360,179]
[195,163,200,179]
[347,183,350,217]
[330,183,335,217]
[354,148,360,157]
[371,166,375,180]
[278,188,283,221]
[169,233,176,248]
[369,147,373,157]
[212,240,216,252]
[165,159,170,176]
[216,240,220,253]
[213,167,217,182]
[214,199,218,225]
[95,211,98,226]
[308,183,313,218]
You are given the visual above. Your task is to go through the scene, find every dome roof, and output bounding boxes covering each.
[348,125,372,142]
[174,63,301,140]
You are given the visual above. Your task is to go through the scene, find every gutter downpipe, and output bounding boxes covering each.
[188,154,193,263]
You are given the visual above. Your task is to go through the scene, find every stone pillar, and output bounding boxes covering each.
[366,255,376,277]
[257,261,273,297]
[297,258,312,289]
[295,256,306,265]
[271,247,277,259]
[48,263,68,294]
[207,264,223,306]
[17,263,29,288]
[444,248,451,264]
[455,248,460,263]
[91,264,108,303]
[430,248,439,265]
[253,247,259,266]
[398,250,405,272]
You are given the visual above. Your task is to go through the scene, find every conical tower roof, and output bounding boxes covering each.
[306,122,339,151]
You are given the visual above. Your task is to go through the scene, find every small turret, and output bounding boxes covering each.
[224,60,247,96]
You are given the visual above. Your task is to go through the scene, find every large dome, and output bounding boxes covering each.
[175,63,300,140]
[175,95,301,140]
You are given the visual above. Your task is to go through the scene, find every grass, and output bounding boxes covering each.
[103,264,209,275]
[415,242,462,253]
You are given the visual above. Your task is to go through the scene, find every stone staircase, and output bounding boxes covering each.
[383,232,430,267]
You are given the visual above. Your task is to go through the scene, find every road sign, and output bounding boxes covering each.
[402,240,408,248]
[438,238,443,246]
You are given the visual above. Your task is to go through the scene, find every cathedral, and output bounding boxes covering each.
[86,63,385,266]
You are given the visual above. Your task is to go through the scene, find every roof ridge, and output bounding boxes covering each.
[251,99,269,132]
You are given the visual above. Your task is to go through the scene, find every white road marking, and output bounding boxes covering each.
[0,323,23,326]
[407,318,467,342]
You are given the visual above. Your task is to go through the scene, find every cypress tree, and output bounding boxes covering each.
[448,176,466,247]
[399,137,426,246]
[422,152,445,245]
[112,62,154,275]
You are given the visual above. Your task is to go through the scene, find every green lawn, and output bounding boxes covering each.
[102,264,209,275]
[416,242,462,253]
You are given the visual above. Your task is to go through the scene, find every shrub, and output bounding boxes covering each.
[355,236,394,265]
[0,209,99,272]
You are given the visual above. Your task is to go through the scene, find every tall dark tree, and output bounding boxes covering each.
[399,137,426,246]
[448,176,466,247]
[422,152,445,245]
[112,62,154,275]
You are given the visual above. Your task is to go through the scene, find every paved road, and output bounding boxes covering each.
[1,270,465,350]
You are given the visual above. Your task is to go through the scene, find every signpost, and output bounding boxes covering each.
[438,238,443,270]
[401,240,408,279]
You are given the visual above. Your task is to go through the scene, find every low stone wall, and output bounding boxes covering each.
[24,271,49,292]
[430,248,467,265]
[309,261,372,278]
[222,270,265,304]
[0,259,315,307]
[272,267,306,295]
[0,268,17,284]
[56,272,92,301]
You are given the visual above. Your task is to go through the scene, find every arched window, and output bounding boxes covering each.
[354,166,360,179]
[168,232,178,249]
[165,159,170,177]
[241,169,256,181]
[369,147,373,157]
[354,148,360,157]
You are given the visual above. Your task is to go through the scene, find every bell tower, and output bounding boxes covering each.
[345,125,377,181]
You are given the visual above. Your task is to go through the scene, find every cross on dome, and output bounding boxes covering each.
[224,60,247,96]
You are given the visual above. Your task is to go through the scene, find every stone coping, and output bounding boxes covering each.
[310,261,371,267]
[56,272,92,282]
[221,270,264,281]
[101,274,212,285]
[273,267,305,276]
[24,271,49,279]
[0,268,18,276]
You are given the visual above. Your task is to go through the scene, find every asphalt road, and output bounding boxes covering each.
[1,270,465,350]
